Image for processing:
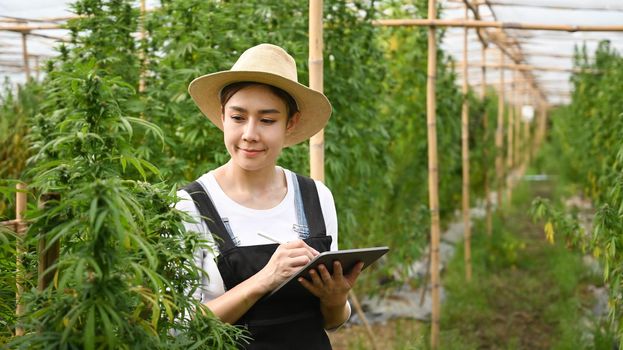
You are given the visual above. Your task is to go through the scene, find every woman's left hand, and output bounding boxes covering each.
[298,260,364,307]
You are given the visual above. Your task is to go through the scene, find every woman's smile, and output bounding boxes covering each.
[237,146,266,157]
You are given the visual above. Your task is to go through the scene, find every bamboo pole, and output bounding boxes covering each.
[481,41,492,236]
[506,70,517,196]
[495,48,504,209]
[534,103,548,155]
[483,1,623,12]
[138,0,147,94]
[372,18,623,32]
[20,33,30,81]
[513,76,522,171]
[309,0,325,183]
[461,5,472,283]
[506,69,515,202]
[0,24,63,31]
[15,183,27,337]
[454,62,596,73]
[0,15,80,23]
[309,2,377,347]
[427,0,442,348]
[34,56,40,81]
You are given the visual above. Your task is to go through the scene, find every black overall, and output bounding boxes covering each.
[184,174,333,350]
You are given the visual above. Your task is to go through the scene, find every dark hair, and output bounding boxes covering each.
[220,82,299,121]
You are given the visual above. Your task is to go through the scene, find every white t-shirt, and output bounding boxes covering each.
[175,167,339,303]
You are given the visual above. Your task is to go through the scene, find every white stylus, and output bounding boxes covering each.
[257,232,285,244]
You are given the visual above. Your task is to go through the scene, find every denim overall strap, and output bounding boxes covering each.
[291,172,310,239]
[182,181,236,252]
[295,174,327,238]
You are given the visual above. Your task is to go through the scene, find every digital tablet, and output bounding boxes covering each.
[266,246,389,298]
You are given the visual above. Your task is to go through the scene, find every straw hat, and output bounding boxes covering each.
[188,44,332,147]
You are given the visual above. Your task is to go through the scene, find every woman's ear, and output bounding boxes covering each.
[286,112,301,133]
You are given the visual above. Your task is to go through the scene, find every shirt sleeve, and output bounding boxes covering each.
[175,190,226,302]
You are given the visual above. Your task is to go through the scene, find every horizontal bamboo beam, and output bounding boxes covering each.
[0,15,80,23]
[468,78,569,86]
[0,51,52,57]
[373,19,623,32]
[454,62,595,73]
[0,24,64,32]
[465,0,623,13]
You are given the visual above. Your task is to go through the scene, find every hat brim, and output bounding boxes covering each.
[188,71,332,147]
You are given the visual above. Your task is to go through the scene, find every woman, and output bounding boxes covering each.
[176,43,363,349]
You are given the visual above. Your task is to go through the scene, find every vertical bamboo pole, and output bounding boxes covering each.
[507,70,515,170]
[513,76,522,169]
[309,0,325,182]
[506,68,515,202]
[138,0,147,93]
[495,48,504,209]
[534,102,548,156]
[34,56,40,81]
[427,0,442,348]
[21,33,31,81]
[15,183,27,337]
[461,5,472,283]
[309,2,376,348]
[481,42,492,236]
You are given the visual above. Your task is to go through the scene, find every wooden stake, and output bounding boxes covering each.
[481,42,492,236]
[427,0,442,348]
[309,0,324,182]
[461,5,472,283]
[495,48,504,209]
[20,33,30,81]
[15,183,27,337]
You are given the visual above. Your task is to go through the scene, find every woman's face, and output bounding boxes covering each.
[221,84,297,172]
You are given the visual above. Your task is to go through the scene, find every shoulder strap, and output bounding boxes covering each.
[182,181,236,252]
[295,174,327,238]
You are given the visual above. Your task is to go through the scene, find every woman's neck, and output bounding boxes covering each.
[213,160,287,209]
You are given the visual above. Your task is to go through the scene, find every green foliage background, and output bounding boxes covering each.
[531,41,623,345]
[0,0,502,347]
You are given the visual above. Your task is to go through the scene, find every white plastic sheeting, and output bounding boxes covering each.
[439,0,623,106]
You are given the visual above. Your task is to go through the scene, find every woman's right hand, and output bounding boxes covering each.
[255,240,319,294]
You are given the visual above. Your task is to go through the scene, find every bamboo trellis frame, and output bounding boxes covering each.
[2,3,620,347]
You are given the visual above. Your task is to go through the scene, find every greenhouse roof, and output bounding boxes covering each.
[1,0,622,107]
